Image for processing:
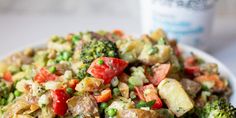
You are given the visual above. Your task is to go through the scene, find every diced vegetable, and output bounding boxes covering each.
[158,79,194,117]
[118,82,129,98]
[107,97,135,112]
[94,88,112,103]
[113,29,124,37]
[113,88,121,96]
[38,94,50,107]
[87,57,128,84]
[117,109,159,118]
[106,108,117,117]
[68,79,79,90]
[184,56,200,75]
[147,63,170,86]
[67,93,99,117]
[194,74,225,91]
[138,43,171,65]
[116,39,144,63]
[135,84,162,109]
[111,76,119,87]
[34,68,57,83]
[75,77,103,92]
[128,66,149,86]
[52,89,70,116]
[44,81,63,90]
[3,71,12,82]
[180,79,201,98]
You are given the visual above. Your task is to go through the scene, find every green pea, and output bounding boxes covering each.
[100,102,108,109]
[106,108,117,117]
[48,66,56,73]
[108,51,115,57]
[14,90,22,97]
[62,51,72,60]
[0,99,7,105]
[112,88,120,96]
[56,55,64,62]
[97,59,104,65]
[66,87,73,94]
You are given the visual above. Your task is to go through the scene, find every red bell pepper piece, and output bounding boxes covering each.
[87,57,128,84]
[146,64,170,86]
[3,71,13,82]
[135,84,163,109]
[52,89,70,116]
[34,68,57,83]
[94,88,112,103]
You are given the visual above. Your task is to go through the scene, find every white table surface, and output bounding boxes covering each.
[0,0,235,75]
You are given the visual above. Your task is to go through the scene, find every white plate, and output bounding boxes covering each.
[1,43,236,106]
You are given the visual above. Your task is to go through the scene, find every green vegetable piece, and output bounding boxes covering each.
[128,76,143,86]
[113,88,121,96]
[48,66,56,73]
[128,84,135,91]
[136,100,147,108]
[66,87,73,94]
[7,92,15,103]
[14,90,22,97]
[148,47,158,55]
[108,51,115,57]
[146,100,156,107]
[72,35,80,43]
[158,38,165,45]
[198,98,236,118]
[130,91,136,99]
[100,102,108,110]
[106,108,117,117]
[80,39,118,64]
[97,59,104,65]
[136,100,156,108]
[62,51,72,61]
[0,99,7,105]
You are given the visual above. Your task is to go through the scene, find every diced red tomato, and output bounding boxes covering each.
[184,57,200,75]
[113,29,124,37]
[135,86,145,101]
[52,89,70,116]
[94,88,112,103]
[87,57,128,84]
[3,71,12,82]
[68,79,79,90]
[147,64,170,86]
[34,68,57,83]
[135,84,163,109]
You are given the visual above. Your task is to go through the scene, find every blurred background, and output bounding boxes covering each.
[0,0,235,74]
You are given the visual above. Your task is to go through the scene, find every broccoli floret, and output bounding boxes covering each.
[80,39,118,64]
[198,98,236,118]
[77,36,118,80]
[77,63,90,80]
